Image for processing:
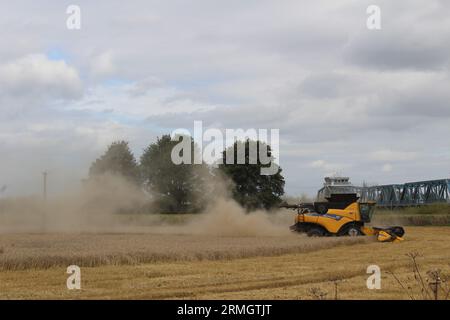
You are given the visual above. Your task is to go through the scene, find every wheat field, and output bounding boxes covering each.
[0,232,365,270]
[0,227,449,299]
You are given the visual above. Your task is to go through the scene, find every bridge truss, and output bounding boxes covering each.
[360,179,450,208]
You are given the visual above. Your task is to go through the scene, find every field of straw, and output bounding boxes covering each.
[0,233,365,270]
[0,227,449,299]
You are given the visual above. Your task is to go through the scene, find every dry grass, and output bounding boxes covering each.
[386,251,450,300]
[0,232,365,271]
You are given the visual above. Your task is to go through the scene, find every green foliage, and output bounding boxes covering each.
[406,203,450,215]
[218,139,285,210]
[89,141,140,185]
[377,203,450,215]
[373,204,450,226]
[140,134,209,213]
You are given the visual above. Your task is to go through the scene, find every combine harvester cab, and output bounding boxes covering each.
[284,176,405,242]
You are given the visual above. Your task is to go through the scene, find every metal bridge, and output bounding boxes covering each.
[360,179,450,208]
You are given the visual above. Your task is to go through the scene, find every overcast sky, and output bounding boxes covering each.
[0,0,449,197]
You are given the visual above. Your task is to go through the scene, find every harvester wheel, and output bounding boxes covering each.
[340,224,362,237]
[307,228,325,237]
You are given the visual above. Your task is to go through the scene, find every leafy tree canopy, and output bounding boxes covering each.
[218,139,285,210]
[89,140,140,185]
[140,134,209,213]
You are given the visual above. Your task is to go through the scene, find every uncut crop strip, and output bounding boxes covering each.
[0,233,368,271]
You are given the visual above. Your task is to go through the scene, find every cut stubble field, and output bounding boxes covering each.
[0,226,449,299]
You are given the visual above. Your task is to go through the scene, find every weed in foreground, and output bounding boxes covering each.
[388,251,450,300]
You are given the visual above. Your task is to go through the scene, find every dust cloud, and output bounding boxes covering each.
[0,173,293,236]
[0,174,147,233]
[188,198,290,236]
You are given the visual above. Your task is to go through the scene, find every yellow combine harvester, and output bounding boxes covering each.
[282,177,405,242]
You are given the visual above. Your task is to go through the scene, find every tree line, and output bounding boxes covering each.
[88,135,285,213]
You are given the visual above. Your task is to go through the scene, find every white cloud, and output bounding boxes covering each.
[0,54,82,100]
[310,160,346,176]
[68,79,217,119]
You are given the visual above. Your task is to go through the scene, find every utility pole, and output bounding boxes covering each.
[42,171,48,201]
[41,171,48,232]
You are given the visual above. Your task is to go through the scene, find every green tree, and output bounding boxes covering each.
[140,134,208,213]
[89,141,140,185]
[218,139,285,210]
